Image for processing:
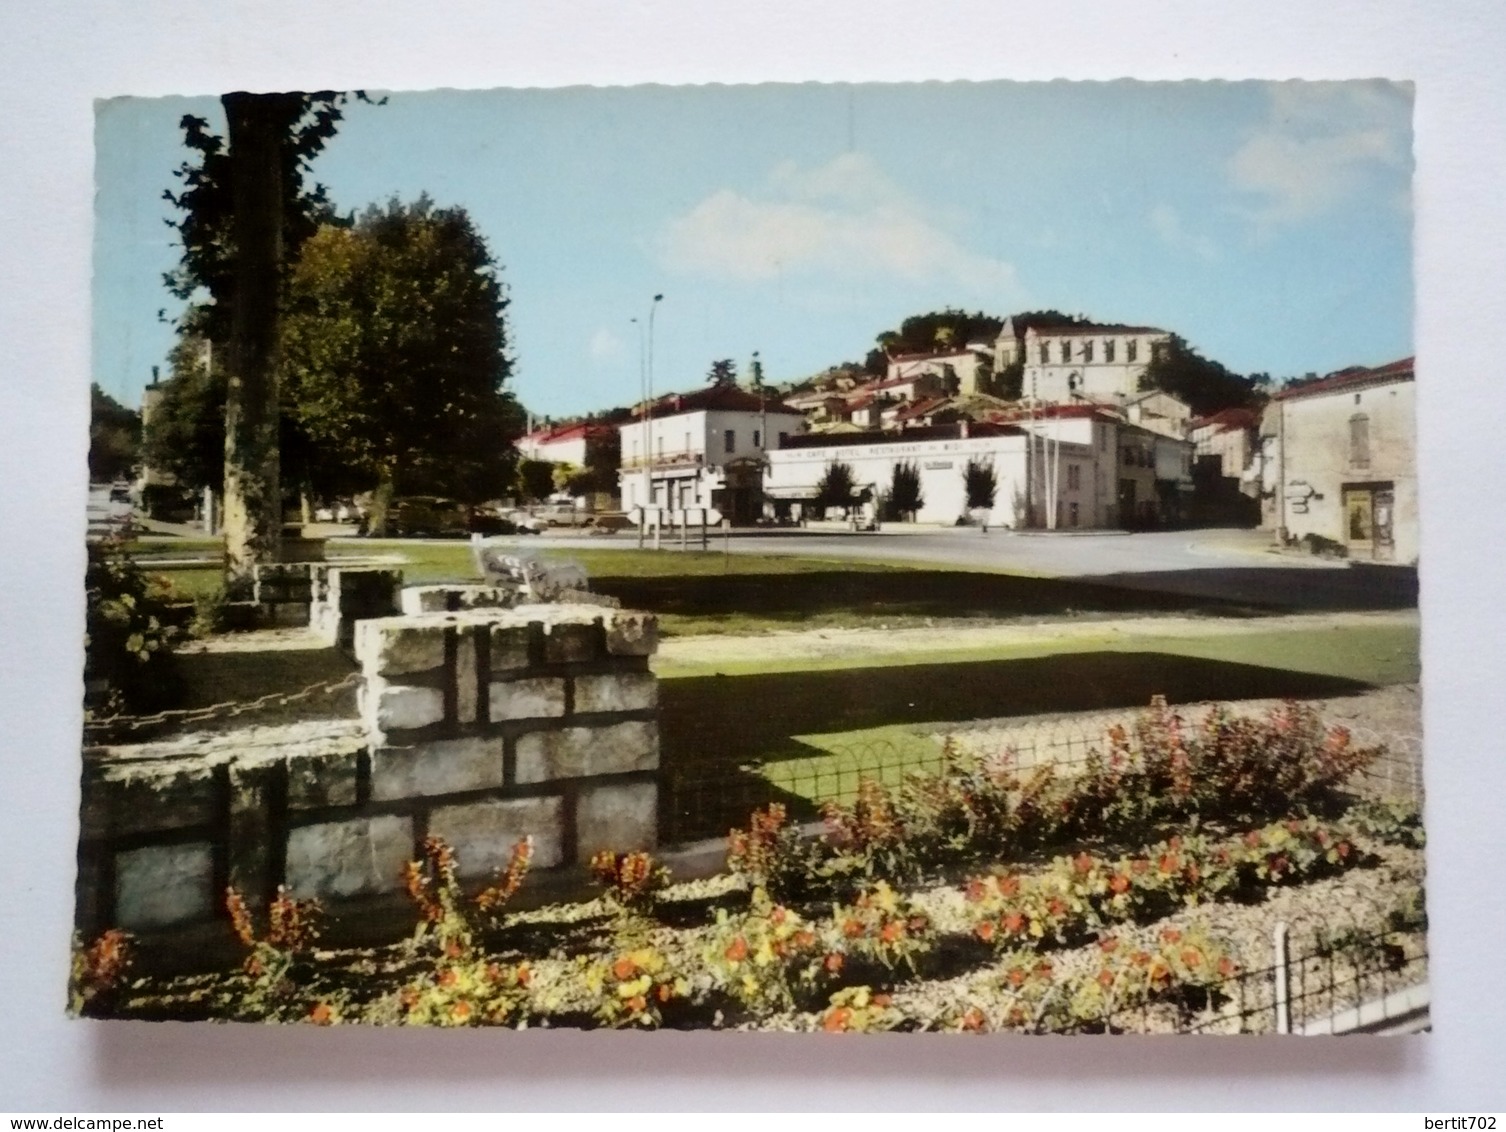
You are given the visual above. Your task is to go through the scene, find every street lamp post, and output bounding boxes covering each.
[640,294,663,548]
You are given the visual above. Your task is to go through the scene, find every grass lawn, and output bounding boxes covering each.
[146,539,1270,633]
[655,620,1420,841]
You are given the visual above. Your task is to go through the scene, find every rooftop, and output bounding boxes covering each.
[1273,357,1415,403]
[631,384,805,419]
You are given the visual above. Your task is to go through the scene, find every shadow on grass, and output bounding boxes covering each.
[593,569,1265,630]
[596,564,1417,631]
[658,650,1374,843]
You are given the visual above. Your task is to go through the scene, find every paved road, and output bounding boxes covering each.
[85,483,134,540]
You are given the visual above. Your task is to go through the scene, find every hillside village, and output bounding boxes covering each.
[516,311,1417,564]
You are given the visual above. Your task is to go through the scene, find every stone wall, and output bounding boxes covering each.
[76,603,660,936]
[251,563,403,645]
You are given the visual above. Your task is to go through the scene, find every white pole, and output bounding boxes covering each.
[1274,920,1292,1034]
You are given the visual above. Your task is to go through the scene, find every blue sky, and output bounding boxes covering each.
[93,79,1413,416]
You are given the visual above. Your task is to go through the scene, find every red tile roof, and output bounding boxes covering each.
[1190,407,1260,433]
[633,385,805,418]
[1274,357,1415,402]
[521,422,617,445]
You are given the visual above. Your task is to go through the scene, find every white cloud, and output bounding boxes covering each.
[658,154,1022,298]
[588,326,625,362]
[1227,81,1411,229]
[1150,204,1218,261]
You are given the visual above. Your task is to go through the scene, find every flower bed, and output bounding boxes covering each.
[70,699,1427,1033]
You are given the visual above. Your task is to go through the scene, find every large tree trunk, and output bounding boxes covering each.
[221,92,287,582]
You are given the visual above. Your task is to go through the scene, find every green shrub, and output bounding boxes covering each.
[84,536,184,717]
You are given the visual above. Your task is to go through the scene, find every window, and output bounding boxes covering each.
[1105,339,1116,363]
[724,429,736,454]
[1127,339,1138,363]
[1083,340,1094,364]
[1039,343,1050,364]
[1069,501,1080,527]
[778,431,789,447]
[1067,464,1081,490]
[1061,341,1073,364]
[752,430,762,449]
[1349,414,1371,469]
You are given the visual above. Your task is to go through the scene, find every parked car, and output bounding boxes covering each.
[504,510,546,535]
[385,496,470,537]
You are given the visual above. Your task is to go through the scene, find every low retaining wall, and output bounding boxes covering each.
[77,602,661,936]
[252,563,403,645]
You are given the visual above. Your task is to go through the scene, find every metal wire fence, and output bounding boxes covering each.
[659,701,1423,846]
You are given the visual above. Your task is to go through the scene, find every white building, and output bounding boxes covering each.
[618,384,805,525]
[764,423,1097,529]
[884,351,988,396]
[1000,321,1172,405]
[514,421,618,467]
[1257,357,1417,564]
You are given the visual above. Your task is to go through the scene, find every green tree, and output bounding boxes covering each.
[89,385,141,482]
[748,351,766,391]
[1139,334,1265,417]
[516,459,557,503]
[163,90,377,577]
[963,458,997,511]
[280,197,524,531]
[815,461,857,516]
[707,358,738,387]
[887,460,924,520]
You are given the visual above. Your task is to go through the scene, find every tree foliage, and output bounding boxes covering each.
[517,459,557,503]
[1138,334,1265,417]
[886,461,924,520]
[815,461,857,515]
[963,458,998,512]
[280,196,524,508]
[707,358,738,388]
[89,385,141,482]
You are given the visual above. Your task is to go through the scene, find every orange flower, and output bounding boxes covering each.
[794,930,817,949]
[444,939,464,959]
[1181,948,1202,969]
[824,952,844,973]
[627,995,647,1014]
[724,936,749,964]
[451,1000,472,1022]
[657,983,675,1003]
[438,967,459,987]
[1097,969,1115,988]
[1098,936,1119,953]
[965,879,987,903]
[769,906,787,925]
[613,957,638,980]
[976,921,996,943]
[1109,873,1131,894]
[1003,912,1024,934]
[1159,927,1182,945]
[1073,852,1094,875]
[872,994,893,1007]
[842,918,864,939]
[822,1006,853,1033]
[1047,898,1066,918]
[961,1007,986,1032]
[997,875,1020,898]
[309,1002,335,1025]
[1007,967,1026,988]
[1336,841,1352,859]
[880,921,902,944]
[515,963,532,987]
[1217,957,1236,978]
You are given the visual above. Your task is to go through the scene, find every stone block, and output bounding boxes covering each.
[455,631,478,725]
[285,814,413,900]
[573,672,658,715]
[541,620,599,664]
[603,611,659,658]
[115,842,215,930]
[514,720,658,784]
[427,796,565,874]
[361,679,445,735]
[79,759,220,841]
[285,745,360,810]
[370,735,504,800]
[489,623,533,672]
[401,585,517,615]
[354,617,449,678]
[227,761,278,902]
[489,676,566,721]
[575,781,658,859]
